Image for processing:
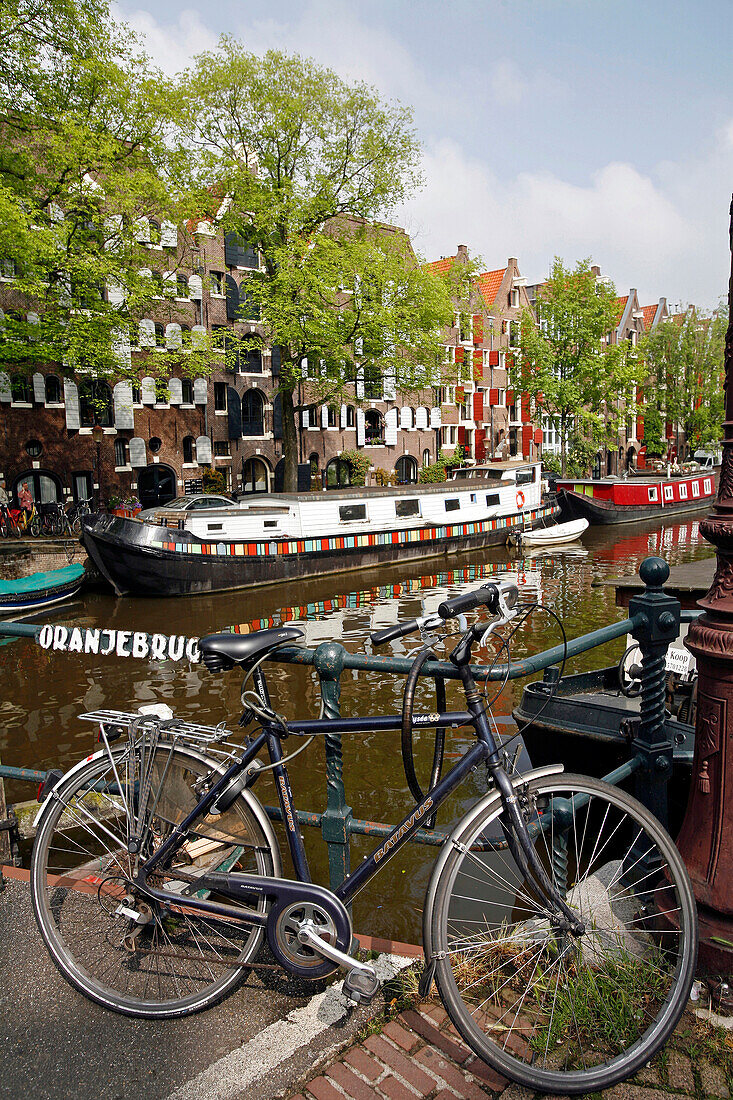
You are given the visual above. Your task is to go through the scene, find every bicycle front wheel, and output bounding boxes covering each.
[426,773,697,1095]
[31,742,279,1018]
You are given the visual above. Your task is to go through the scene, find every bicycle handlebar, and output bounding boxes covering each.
[370,582,519,648]
[437,583,501,619]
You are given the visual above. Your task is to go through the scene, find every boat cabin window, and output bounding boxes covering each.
[264,520,278,528]
[648,486,659,502]
[516,468,535,485]
[486,493,500,506]
[395,499,420,518]
[444,498,460,512]
[339,504,367,522]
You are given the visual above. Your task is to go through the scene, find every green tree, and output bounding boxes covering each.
[509,258,641,476]
[172,41,452,489]
[639,306,726,457]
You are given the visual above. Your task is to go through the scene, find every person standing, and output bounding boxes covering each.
[18,482,33,514]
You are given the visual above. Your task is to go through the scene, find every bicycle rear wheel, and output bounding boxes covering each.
[426,773,697,1095]
[31,742,279,1018]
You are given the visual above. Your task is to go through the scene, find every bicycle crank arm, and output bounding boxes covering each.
[297,922,375,977]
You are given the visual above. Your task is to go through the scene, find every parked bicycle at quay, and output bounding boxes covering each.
[30,581,697,1095]
[0,500,40,537]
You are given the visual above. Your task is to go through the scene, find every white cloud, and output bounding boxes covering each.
[116,5,218,73]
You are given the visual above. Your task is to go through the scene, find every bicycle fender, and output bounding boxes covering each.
[33,749,107,828]
[422,764,564,963]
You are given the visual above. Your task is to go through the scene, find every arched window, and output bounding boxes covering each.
[242,456,269,493]
[325,457,352,489]
[154,322,165,347]
[45,375,61,403]
[307,404,319,427]
[148,219,161,245]
[182,436,195,463]
[114,438,129,467]
[176,275,189,299]
[242,390,265,436]
[422,449,432,468]
[181,379,193,405]
[365,409,383,444]
[132,383,141,404]
[10,374,31,403]
[327,405,337,428]
[395,456,418,484]
[309,453,320,486]
[179,324,190,346]
[346,405,355,428]
[79,379,113,427]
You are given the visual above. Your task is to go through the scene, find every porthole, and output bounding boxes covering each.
[149,437,162,454]
[25,439,43,458]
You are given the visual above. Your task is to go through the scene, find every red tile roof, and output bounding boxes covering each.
[615,295,629,323]
[477,268,507,306]
[641,304,658,331]
[426,255,457,276]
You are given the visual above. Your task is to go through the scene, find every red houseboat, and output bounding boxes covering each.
[557,472,716,525]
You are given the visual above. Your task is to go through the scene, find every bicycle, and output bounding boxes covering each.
[29,582,697,1095]
[0,500,40,537]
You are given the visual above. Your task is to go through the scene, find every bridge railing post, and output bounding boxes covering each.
[628,556,680,828]
[313,641,352,891]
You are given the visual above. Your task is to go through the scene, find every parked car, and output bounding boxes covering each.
[137,495,235,521]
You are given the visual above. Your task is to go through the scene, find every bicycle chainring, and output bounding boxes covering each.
[268,898,350,979]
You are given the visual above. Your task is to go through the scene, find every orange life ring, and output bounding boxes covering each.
[516,490,525,509]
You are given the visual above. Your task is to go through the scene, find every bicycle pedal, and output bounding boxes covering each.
[342,967,380,1005]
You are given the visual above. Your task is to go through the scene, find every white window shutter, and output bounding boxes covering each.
[104,214,123,251]
[48,202,64,223]
[164,270,177,294]
[139,319,156,347]
[141,376,156,405]
[301,356,308,379]
[383,368,396,401]
[64,379,80,427]
[195,435,212,464]
[33,372,45,402]
[191,325,206,350]
[134,217,150,244]
[188,274,203,300]
[321,405,328,428]
[416,407,428,430]
[193,378,208,404]
[129,437,147,467]
[340,404,347,429]
[165,322,182,350]
[113,381,134,429]
[302,409,309,429]
[356,409,365,447]
[168,377,183,405]
[106,279,125,307]
[430,406,442,429]
[0,372,10,403]
[356,367,364,399]
[112,328,131,369]
[385,408,398,446]
[400,406,411,430]
[26,312,39,340]
[160,220,177,248]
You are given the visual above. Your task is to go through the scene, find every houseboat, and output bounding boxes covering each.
[81,461,558,597]
[557,471,716,525]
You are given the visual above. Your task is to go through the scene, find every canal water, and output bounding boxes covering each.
[0,515,713,944]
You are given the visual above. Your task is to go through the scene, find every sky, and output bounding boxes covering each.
[115,0,733,311]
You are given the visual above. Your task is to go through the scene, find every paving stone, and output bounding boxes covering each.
[492,1086,535,1100]
[603,1085,683,1100]
[344,1048,383,1083]
[378,1076,420,1100]
[326,1061,380,1100]
[401,1008,471,1064]
[306,1077,345,1100]
[362,1035,434,1094]
[699,1061,730,1099]
[383,1020,420,1053]
[667,1051,695,1093]
[464,1055,509,1092]
[421,1002,449,1028]
[634,1063,661,1087]
[414,1046,486,1099]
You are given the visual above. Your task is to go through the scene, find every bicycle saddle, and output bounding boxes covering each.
[199,627,304,672]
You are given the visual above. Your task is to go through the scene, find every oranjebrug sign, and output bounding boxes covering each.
[38,625,201,663]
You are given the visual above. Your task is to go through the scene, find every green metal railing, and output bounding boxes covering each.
[0,555,700,889]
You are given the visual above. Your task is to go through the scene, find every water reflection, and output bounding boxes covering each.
[0,515,713,942]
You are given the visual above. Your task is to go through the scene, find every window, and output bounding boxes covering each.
[149,437,162,454]
[225,231,259,269]
[459,313,471,343]
[180,324,190,346]
[486,493,500,507]
[395,498,420,518]
[154,377,169,404]
[210,271,225,296]
[664,484,674,501]
[181,379,194,405]
[132,384,142,405]
[516,468,535,485]
[238,282,261,320]
[214,441,230,457]
[114,438,129,467]
[25,439,42,457]
[307,403,319,428]
[422,449,431,467]
[365,409,383,444]
[648,486,659,502]
[11,374,31,403]
[79,380,113,427]
[0,257,16,279]
[339,504,367,522]
[148,220,161,246]
[326,457,352,489]
[691,480,700,498]
[327,405,337,428]
[395,456,418,484]
[45,375,61,403]
[242,456,269,492]
[241,390,264,435]
[346,405,355,427]
[242,347,262,373]
[444,498,460,512]
[214,382,227,412]
[154,322,165,347]
[364,364,382,399]
[176,275,189,299]
[182,436,195,463]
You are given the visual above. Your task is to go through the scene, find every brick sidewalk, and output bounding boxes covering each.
[288,1002,731,1100]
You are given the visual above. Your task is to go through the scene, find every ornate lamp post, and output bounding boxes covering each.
[678,196,733,975]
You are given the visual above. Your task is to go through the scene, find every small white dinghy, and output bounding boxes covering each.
[520,518,589,547]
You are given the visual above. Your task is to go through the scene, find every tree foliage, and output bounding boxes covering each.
[639,306,726,455]
[171,41,452,488]
[509,258,641,475]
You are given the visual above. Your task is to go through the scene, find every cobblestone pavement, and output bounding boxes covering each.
[288,1002,732,1100]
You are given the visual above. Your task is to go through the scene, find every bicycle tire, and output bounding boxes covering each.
[0,514,7,537]
[425,773,697,1095]
[31,742,279,1019]
[70,515,81,536]
[29,515,41,537]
